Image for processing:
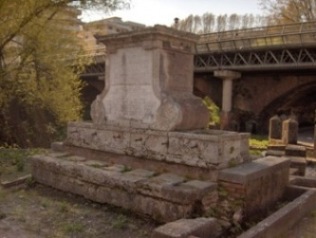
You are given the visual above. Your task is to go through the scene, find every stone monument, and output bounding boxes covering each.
[90,25,209,131]
[31,26,292,227]
[65,26,249,175]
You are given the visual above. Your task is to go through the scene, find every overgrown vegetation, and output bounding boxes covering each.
[203,96,220,128]
[0,146,46,181]
[0,0,129,148]
[249,134,269,156]
[0,185,156,238]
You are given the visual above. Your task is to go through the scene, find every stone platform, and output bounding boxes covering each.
[31,152,218,222]
[66,122,249,178]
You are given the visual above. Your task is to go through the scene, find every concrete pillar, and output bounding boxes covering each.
[214,70,241,130]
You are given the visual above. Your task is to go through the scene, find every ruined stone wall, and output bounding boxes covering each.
[217,157,290,222]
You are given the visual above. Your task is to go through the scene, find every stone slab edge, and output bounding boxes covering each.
[237,187,316,238]
[218,156,290,184]
[152,217,222,238]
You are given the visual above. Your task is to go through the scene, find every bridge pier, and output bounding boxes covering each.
[214,70,241,130]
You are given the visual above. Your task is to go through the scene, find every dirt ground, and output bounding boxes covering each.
[0,184,157,238]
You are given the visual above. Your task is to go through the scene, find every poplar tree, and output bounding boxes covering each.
[0,0,128,147]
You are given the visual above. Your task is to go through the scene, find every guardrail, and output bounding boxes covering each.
[197,21,316,53]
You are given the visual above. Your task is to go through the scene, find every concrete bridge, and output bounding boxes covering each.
[81,21,316,132]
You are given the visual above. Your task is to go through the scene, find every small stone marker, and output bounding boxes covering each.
[269,115,282,141]
[282,117,298,145]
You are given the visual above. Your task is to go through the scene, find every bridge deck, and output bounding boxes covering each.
[81,21,316,76]
[196,21,316,53]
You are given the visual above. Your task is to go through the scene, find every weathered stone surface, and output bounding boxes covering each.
[285,144,306,157]
[84,160,109,168]
[138,173,185,198]
[218,156,291,219]
[31,154,220,222]
[91,25,209,131]
[129,129,168,160]
[152,218,222,238]
[65,122,249,172]
[219,156,290,184]
[51,141,65,152]
[288,156,306,176]
[282,118,298,145]
[269,115,282,140]
[238,188,316,238]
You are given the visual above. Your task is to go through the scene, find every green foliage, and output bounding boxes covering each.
[0,1,87,147]
[249,135,269,149]
[203,96,220,127]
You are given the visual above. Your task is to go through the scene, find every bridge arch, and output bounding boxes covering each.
[257,79,316,132]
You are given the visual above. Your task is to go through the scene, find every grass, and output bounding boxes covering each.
[0,147,46,182]
[111,214,128,229]
[249,134,269,156]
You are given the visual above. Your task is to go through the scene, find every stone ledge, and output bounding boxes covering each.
[285,145,306,157]
[237,187,316,238]
[218,156,290,184]
[31,153,218,222]
[152,218,222,238]
[65,122,249,171]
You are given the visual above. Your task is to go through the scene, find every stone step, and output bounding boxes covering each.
[31,152,218,223]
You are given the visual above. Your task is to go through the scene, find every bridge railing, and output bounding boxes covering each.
[197,21,316,53]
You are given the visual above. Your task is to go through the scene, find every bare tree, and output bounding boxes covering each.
[260,0,316,23]
[174,13,268,33]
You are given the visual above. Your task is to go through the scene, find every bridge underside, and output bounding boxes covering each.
[259,80,316,130]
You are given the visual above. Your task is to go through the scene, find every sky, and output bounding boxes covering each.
[81,0,263,26]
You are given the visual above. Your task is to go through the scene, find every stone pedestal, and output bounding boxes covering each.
[282,118,298,145]
[269,115,282,143]
[214,70,241,130]
[91,25,209,131]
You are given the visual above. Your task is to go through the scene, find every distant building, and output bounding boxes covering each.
[80,17,146,54]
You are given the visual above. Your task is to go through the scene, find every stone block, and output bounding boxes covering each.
[133,194,193,222]
[269,115,282,140]
[288,156,306,176]
[84,160,110,168]
[285,145,306,157]
[137,173,185,199]
[95,186,133,209]
[219,156,291,218]
[219,156,290,184]
[92,26,209,131]
[266,149,285,157]
[77,164,121,186]
[65,122,248,171]
[51,141,65,152]
[152,218,222,238]
[282,118,298,145]
[109,169,156,192]
[130,129,168,160]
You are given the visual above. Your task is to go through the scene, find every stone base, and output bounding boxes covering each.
[65,122,249,175]
[218,156,291,220]
[31,152,218,222]
[152,218,222,238]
